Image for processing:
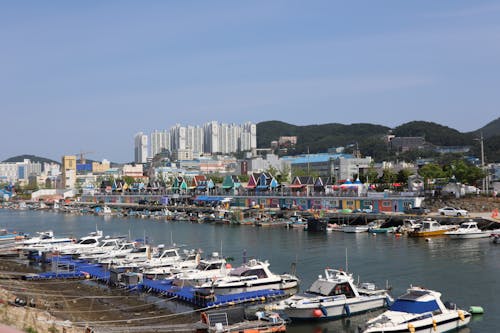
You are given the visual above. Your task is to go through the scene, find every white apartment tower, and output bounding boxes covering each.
[204,121,220,154]
[186,125,204,155]
[134,132,148,163]
[171,124,187,150]
[150,130,171,157]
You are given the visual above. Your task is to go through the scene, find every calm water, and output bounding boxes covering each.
[1,209,497,333]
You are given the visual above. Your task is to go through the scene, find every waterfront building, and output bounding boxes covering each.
[331,156,372,182]
[134,132,148,163]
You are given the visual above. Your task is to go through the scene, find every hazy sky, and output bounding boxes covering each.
[2,1,499,162]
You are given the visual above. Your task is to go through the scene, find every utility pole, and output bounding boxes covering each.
[478,132,487,194]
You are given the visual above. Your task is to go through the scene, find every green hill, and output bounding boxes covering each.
[472,117,500,139]
[257,121,390,154]
[392,121,473,146]
[3,154,60,165]
[257,119,500,162]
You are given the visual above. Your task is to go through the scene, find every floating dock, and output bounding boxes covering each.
[23,256,286,308]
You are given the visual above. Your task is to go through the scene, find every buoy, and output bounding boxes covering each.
[312,308,323,318]
[407,323,415,333]
[469,306,484,314]
[425,238,431,242]
[432,319,437,331]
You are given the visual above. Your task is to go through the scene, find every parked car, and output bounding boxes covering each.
[404,206,430,215]
[438,206,468,216]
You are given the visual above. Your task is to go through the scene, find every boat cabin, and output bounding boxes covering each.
[306,269,358,298]
[458,221,479,230]
[229,260,269,279]
[389,288,444,315]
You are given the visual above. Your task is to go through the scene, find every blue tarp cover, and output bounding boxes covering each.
[390,299,440,314]
[195,196,225,202]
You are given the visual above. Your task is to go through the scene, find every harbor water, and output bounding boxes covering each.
[1,209,497,333]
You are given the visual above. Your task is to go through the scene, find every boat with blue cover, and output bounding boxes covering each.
[360,286,471,333]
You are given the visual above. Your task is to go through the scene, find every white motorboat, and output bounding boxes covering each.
[343,225,369,233]
[278,269,390,320]
[172,252,230,287]
[360,286,471,333]
[142,250,201,279]
[77,236,126,257]
[54,230,104,254]
[88,242,137,263]
[444,220,491,239]
[196,259,299,295]
[17,231,74,252]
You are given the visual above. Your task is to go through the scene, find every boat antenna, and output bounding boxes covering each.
[345,248,348,273]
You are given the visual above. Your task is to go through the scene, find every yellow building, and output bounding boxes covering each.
[92,160,111,173]
[62,155,77,189]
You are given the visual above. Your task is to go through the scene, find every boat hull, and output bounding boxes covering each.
[284,296,387,320]
[409,230,449,237]
[199,280,299,295]
[363,312,471,332]
[446,232,491,239]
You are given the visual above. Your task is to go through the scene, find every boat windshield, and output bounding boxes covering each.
[390,299,440,314]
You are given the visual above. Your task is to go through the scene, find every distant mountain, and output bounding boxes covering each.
[257,118,500,162]
[392,121,473,146]
[3,154,60,165]
[257,121,390,154]
[473,117,500,139]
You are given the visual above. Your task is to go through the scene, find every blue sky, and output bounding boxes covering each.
[1,1,499,162]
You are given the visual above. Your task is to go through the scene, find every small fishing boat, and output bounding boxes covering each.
[199,307,287,333]
[360,286,471,333]
[0,229,26,243]
[368,220,395,234]
[408,219,456,237]
[445,220,491,239]
[277,268,391,321]
[342,225,369,233]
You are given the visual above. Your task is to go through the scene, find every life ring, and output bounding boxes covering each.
[201,312,209,324]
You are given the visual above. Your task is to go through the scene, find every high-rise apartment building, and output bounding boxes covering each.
[134,132,148,163]
[150,130,171,157]
[204,121,220,154]
[62,155,77,189]
[186,125,204,155]
[147,121,256,160]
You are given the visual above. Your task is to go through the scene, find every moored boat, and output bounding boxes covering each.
[445,220,491,239]
[360,286,471,333]
[408,219,456,237]
[277,268,391,321]
[196,259,299,295]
